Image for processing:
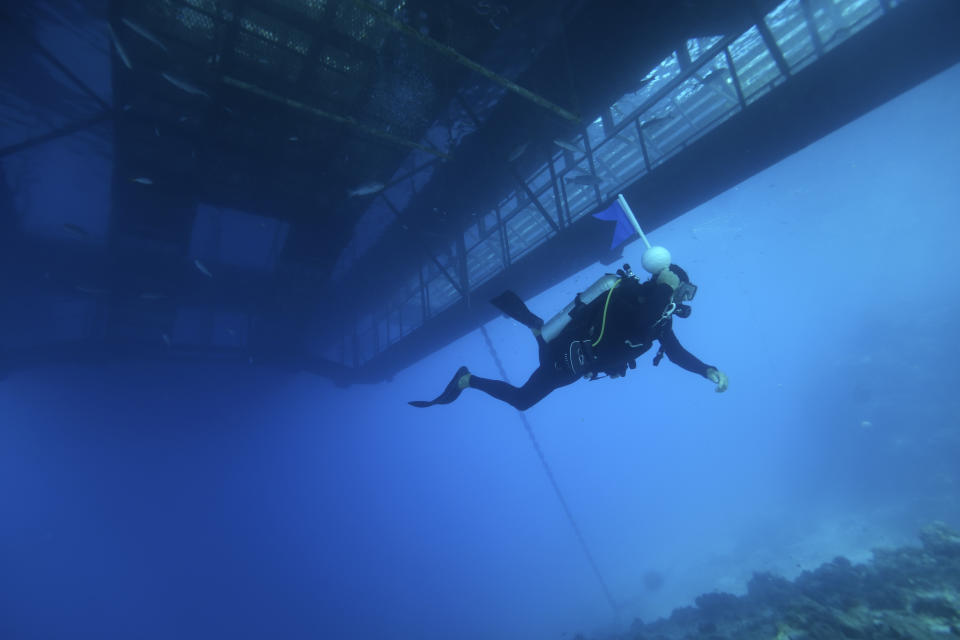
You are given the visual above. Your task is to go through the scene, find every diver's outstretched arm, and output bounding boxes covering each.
[659,325,728,392]
[658,325,711,375]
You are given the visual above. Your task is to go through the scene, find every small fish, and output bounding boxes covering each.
[553,138,583,154]
[614,133,643,149]
[227,328,237,337]
[139,292,165,301]
[162,333,172,346]
[507,141,528,162]
[131,177,153,185]
[107,24,133,70]
[162,73,208,98]
[596,157,620,183]
[348,181,385,197]
[566,173,602,186]
[122,104,133,111]
[639,114,674,131]
[121,18,168,52]
[75,285,109,295]
[63,223,89,237]
[288,136,299,141]
[193,259,213,278]
[699,69,729,86]
[698,69,737,104]
[634,75,654,91]
[161,73,209,98]
[154,126,160,137]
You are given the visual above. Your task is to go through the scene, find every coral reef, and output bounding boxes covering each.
[611,522,960,640]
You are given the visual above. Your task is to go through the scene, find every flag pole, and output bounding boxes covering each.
[617,194,651,250]
[616,194,672,274]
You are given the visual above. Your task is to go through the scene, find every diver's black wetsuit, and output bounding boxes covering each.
[469,277,714,411]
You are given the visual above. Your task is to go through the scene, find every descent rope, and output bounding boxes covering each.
[480,325,619,614]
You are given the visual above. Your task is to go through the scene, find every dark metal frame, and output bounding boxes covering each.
[337,1,816,366]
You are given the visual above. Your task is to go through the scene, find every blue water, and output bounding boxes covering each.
[2,38,959,640]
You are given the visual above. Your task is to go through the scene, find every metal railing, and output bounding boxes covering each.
[332,0,896,366]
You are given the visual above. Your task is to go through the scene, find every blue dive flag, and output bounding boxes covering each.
[592,199,635,249]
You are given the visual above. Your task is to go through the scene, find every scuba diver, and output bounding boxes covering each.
[408,261,729,411]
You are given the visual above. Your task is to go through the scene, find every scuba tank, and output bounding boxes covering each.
[541,273,620,343]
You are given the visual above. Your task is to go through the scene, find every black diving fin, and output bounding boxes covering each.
[490,291,544,330]
[408,366,469,408]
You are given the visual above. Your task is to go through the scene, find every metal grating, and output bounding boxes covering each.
[340,0,905,366]
[173,5,218,39]
[728,25,781,105]
[766,0,822,72]
[273,0,329,20]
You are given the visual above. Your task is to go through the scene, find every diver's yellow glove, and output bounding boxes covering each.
[656,268,680,290]
[705,367,729,393]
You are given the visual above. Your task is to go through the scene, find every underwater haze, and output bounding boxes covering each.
[2,52,960,640]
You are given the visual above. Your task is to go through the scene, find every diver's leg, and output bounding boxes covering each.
[490,291,544,330]
[468,366,571,411]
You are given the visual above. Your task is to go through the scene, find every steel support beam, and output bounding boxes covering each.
[676,43,693,71]
[0,111,113,159]
[5,23,113,112]
[495,204,510,268]
[635,118,652,172]
[419,264,429,321]
[428,253,464,299]
[723,47,748,109]
[511,170,560,234]
[750,0,792,78]
[798,0,826,58]
[557,161,572,226]
[580,130,603,205]
[222,76,450,159]
[455,232,470,308]
[608,33,740,141]
[245,0,380,70]
[383,195,459,298]
[454,92,482,128]
[547,155,567,229]
[350,0,579,123]
[600,108,614,137]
